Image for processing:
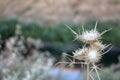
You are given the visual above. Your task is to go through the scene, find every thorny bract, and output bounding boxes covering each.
[57,22,112,80]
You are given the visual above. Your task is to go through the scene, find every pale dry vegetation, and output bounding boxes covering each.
[0,0,120,24]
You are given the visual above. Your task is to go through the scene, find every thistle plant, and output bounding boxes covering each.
[57,22,112,80]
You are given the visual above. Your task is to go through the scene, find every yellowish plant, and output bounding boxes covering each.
[57,22,112,80]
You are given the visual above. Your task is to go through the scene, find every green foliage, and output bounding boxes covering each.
[0,19,17,39]
[21,22,44,39]
[94,68,120,80]
[0,19,120,46]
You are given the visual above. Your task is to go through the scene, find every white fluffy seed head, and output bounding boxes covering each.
[73,47,88,60]
[87,49,101,63]
[79,30,100,43]
[73,48,87,56]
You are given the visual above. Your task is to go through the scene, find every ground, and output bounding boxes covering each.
[0,0,120,24]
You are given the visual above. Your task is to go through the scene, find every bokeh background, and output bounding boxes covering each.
[0,0,120,80]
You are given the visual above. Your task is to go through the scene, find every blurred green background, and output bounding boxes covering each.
[0,18,120,46]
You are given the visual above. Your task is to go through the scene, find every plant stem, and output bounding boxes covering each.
[87,63,89,80]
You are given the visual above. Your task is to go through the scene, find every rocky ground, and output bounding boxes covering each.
[0,0,120,24]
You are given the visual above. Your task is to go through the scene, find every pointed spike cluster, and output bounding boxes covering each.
[58,22,112,80]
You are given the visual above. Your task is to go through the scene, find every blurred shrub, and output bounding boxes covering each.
[0,19,120,47]
[93,56,120,80]
[0,51,56,80]
[0,19,17,39]
[93,67,120,80]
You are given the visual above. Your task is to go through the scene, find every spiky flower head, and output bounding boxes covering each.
[65,22,112,44]
[73,47,102,63]
[80,30,100,43]
[86,48,101,63]
[73,47,88,60]
[62,22,112,80]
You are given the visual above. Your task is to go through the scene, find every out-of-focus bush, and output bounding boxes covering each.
[0,51,56,80]
[93,57,120,80]
[93,67,120,80]
[0,19,120,47]
[0,19,17,39]
[102,68,120,80]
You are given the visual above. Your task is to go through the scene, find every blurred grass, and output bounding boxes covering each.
[0,18,120,47]
[94,68,120,80]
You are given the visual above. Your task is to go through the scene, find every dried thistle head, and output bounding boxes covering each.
[65,22,112,44]
[73,47,101,63]
[58,22,112,80]
[79,27,112,44]
[86,48,101,63]
[64,22,112,64]
[73,47,88,60]
[79,29,100,43]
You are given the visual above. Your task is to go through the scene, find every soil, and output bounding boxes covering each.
[0,0,120,24]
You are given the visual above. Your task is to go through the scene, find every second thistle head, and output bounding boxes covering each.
[73,47,88,60]
[73,47,101,63]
